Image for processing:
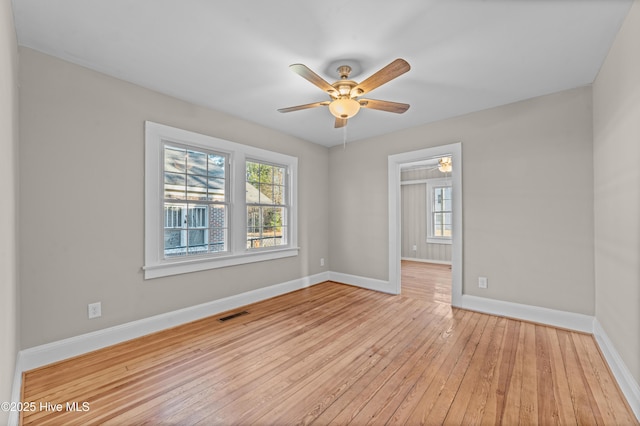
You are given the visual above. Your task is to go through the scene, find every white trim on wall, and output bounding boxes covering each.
[401,257,452,266]
[328,271,394,294]
[593,319,640,420]
[460,294,594,332]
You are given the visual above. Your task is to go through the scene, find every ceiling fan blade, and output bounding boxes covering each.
[334,117,347,128]
[277,101,329,113]
[351,58,410,97]
[359,99,410,114]
[290,64,339,97]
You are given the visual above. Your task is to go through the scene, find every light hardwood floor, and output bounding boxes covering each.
[21,261,637,425]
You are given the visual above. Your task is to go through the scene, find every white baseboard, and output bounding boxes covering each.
[18,271,329,372]
[460,294,594,333]
[8,272,329,426]
[401,257,452,265]
[328,271,395,294]
[593,319,640,420]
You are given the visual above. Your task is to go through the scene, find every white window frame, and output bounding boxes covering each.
[426,177,452,245]
[144,121,298,279]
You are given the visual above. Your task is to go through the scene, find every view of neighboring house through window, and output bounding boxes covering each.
[145,121,298,279]
[427,178,452,244]
[163,144,228,257]
[246,160,288,249]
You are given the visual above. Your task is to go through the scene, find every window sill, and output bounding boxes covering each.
[426,238,452,245]
[143,247,300,279]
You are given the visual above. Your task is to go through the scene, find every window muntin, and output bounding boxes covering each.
[162,144,228,258]
[246,161,288,249]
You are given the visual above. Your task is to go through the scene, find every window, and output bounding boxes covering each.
[246,160,289,249]
[145,122,298,279]
[426,178,452,244]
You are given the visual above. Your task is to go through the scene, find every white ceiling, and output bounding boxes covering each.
[12,0,632,147]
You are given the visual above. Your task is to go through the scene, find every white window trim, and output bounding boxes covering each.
[426,177,452,245]
[144,121,298,279]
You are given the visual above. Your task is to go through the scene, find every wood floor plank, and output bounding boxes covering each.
[20,261,638,425]
[480,318,520,425]
[256,301,440,425]
[400,311,492,425]
[501,320,525,425]
[573,332,638,425]
[544,326,580,425]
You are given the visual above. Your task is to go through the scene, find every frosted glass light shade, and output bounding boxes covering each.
[329,98,361,119]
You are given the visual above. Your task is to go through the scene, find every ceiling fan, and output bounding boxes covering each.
[278,58,411,128]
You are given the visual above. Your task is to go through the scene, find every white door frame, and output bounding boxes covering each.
[388,142,463,306]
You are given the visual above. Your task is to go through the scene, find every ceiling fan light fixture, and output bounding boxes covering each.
[329,97,360,119]
[438,157,452,173]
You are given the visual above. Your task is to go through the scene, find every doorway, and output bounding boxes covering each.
[388,143,462,306]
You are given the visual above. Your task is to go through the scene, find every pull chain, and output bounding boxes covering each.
[343,124,347,150]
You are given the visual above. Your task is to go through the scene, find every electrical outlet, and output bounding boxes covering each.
[478,277,488,289]
[88,302,102,319]
[320,258,325,267]
[412,245,417,251]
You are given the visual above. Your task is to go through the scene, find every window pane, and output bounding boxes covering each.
[207,178,225,201]
[246,161,261,185]
[165,146,227,206]
[164,202,229,257]
[272,185,284,205]
[246,206,286,248]
[444,187,452,200]
[163,202,186,257]
[164,204,183,228]
[209,205,226,229]
[273,166,285,185]
[187,150,207,176]
[209,228,227,253]
[209,154,225,177]
[259,164,273,184]
[164,230,183,250]
[164,146,187,173]
[187,207,207,228]
[188,229,207,250]
[434,188,443,211]
[164,172,186,199]
[187,175,208,200]
[258,183,274,204]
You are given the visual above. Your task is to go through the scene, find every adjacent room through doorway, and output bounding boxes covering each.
[387,143,462,304]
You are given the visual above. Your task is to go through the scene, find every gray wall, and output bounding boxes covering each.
[593,0,640,384]
[330,86,595,315]
[401,167,452,262]
[0,0,19,422]
[18,48,330,349]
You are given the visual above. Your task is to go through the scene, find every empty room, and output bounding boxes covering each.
[2,0,640,424]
